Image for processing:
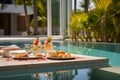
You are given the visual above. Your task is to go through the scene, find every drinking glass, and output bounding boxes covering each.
[24,44,31,53]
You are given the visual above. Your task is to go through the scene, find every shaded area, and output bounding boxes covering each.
[92,67,120,80]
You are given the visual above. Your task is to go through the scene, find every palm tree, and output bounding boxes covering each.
[23,0,30,34]
[107,0,120,42]
[33,0,38,35]
[79,0,90,12]
[84,0,89,13]
[74,0,77,12]
[88,0,112,42]
[94,0,112,42]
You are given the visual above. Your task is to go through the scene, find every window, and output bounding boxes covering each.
[51,0,60,35]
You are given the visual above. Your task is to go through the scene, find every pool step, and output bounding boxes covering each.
[92,67,120,80]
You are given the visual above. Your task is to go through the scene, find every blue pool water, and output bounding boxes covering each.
[0,40,120,80]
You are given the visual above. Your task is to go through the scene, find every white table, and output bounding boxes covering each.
[0,54,108,77]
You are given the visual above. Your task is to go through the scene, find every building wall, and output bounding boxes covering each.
[17,15,27,31]
[11,14,30,35]
[17,15,29,35]
[0,13,9,35]
[0,13,29,35]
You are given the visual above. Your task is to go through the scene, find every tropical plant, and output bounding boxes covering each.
[70,0,120,43]
[107,0,120,42]
[88,0,112,42]
[69,12,88,41]
[88,0,120,43]
[30,0,47,35]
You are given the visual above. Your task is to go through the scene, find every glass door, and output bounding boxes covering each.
[51,0,60,35]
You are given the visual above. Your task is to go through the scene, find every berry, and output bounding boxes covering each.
[34,42,38,45]
[45,40,48,44]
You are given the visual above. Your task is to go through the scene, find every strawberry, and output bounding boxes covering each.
[45,40,48,44]
[34,38,40,45]
[36,40,39,43]
[34,42,38,45]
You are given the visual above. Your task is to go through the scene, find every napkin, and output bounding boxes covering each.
[1,45,21,50]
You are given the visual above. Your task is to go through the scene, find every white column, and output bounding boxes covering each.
[67,0,72,36]
[47,0,52,37]
[60,0,67,37]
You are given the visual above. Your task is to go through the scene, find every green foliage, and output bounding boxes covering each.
[93,0,112,12]
[70,12,88,31]
[30,16,47,28]
[15,0,32,5]
[69,12,88,41]
[32,0,47,28]
[69,0,120,43]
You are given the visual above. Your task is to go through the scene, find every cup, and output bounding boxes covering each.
[24,44,31,53]
[2,50,12,58]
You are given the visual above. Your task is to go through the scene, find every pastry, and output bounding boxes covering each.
[65,52,71,58]
[48,51,57,57]
[35,53,43,57]
[57,51,65,55]
[14,53,29,58]
[48,50,72,58]
[57,51,71,58]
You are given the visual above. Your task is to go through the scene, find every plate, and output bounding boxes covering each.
[13,56,43,60]
[47,57,75,60]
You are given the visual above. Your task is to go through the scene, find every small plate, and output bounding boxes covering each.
[47,57,75,60]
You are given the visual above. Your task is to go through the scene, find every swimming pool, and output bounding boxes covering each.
[0,39,120,80]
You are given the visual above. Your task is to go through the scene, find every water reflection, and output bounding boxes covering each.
[36,69,91,80]
[0,69,91,80]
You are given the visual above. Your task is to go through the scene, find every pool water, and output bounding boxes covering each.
[0,40,120,80]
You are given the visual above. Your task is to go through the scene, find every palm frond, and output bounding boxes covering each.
[94,0,112,11]
[37,0,45,14]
